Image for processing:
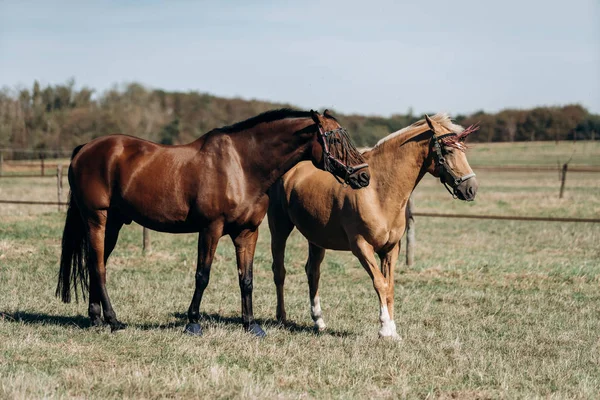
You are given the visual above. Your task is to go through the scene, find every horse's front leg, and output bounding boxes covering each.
[378,242,400,337]
[306,242,327,331]
[231,227,265,338]
[185,224,222,336]
[351,238,400,340]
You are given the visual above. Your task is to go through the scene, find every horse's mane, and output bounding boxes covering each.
[374,113,464,147]
[218,108,312,133]
[362,113,478,154]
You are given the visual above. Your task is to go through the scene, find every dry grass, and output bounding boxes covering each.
[467,140,600,167]
[1,141,599,398]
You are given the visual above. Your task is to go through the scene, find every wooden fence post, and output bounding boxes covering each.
[0,152,3,176]
[143,227,151,255]
[559,163,568,199]
[405,196,415,267]
[41,154,45,176]
[56,165,63,211]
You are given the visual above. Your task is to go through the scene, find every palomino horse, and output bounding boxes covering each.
[268,114,479,338]
[57,109,370,337]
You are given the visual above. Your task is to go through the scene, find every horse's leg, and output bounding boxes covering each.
[351,238,399,339]
[378,242,400,329]
[185,225,222,336]
[87,210,125,332]
[305,242,327,331]
[268,207,294,323]
[231,227,265,337]
[88,211,123,327]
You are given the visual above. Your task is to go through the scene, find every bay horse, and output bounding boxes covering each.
[56,109,370,337]
[268,114,479,339]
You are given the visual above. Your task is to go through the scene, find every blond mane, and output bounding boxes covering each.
[373,113,464,148]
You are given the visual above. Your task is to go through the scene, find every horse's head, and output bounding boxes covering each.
[309,110,370,189]
[425,115,479,201]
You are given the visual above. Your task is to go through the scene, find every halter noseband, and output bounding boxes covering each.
[430,132,476,198]
[317,125,369,184]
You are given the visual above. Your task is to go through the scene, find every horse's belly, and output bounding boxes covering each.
[288,210,351,251]
[116,197,202,233]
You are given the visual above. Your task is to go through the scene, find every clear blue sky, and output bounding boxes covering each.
[1,0,599,116]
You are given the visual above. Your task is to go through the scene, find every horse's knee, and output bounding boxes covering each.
[195,270,210,289]
[372,275,389,294]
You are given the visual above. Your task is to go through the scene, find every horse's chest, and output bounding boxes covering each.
[359,214,405,251]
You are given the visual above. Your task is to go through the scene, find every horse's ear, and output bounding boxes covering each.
[425,114,441,133]
[323,109,338,121]
[310,109,321,124]
[425,115,434,130]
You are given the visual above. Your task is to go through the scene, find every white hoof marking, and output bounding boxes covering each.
[314,318,327,331]
[378,306,400,340]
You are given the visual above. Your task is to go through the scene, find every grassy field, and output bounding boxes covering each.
[467,140,600,167]
[1,141,599,398]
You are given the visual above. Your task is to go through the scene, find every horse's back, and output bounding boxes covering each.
[69,135,200,223]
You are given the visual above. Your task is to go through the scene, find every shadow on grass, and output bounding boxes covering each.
[0,310,354,337]
[137,312,354,337]
[0,311,89,329]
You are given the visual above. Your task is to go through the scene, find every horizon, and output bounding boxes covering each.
[1,1,599,117]
[2,78,597,119]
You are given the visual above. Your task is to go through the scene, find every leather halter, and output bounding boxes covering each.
[317,125,369,184]
[430,132,476,198]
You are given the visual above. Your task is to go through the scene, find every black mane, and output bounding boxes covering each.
[218,108,313,133]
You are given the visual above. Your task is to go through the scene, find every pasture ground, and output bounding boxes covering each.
[1,141,599,398]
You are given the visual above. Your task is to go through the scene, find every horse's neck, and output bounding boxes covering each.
[365,131,430,215]
[229,118,314,191]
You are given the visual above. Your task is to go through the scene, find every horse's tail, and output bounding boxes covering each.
[56,144,89,303]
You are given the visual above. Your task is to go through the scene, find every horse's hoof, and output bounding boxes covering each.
[184,323,203,336]
[314,318,327,332]
[90,318,104,328]
[110,321,127,333]
[378,331,402,341]
[246,323,266,338]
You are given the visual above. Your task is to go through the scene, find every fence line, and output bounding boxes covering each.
[0,200,68,206]
[1,198,598,224]
[411,212,600,224]
[2,152,600,178]
[0,175,57,179]
[472,166,600,173]
[0,148,72,155]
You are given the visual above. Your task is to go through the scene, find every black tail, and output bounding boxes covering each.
[56,145,89,303]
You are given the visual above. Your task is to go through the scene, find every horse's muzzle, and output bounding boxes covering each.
[347,168,371,189]
[454,177,478,201]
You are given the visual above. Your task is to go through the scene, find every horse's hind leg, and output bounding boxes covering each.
[88,211,124,327]
[232,227,265,337]
[87,210,125,332]
[185,224,222,336]
[268,210,294,323]
[305,243,326,331]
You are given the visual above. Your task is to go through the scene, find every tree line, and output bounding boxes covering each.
[1,80,598,158]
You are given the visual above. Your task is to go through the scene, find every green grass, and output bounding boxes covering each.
[1,141,600,398]
[468,140,600,167]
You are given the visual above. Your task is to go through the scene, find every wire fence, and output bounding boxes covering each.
[2,198,598,224]
[2,148,598,261]
[2,147,600,177]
